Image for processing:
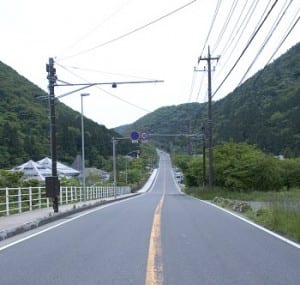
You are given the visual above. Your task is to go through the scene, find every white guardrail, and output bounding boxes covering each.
[0,186,131,216]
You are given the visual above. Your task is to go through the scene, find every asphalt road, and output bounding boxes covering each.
[0,151,299,285]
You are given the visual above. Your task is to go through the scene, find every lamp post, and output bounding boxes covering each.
[81,93,89,200]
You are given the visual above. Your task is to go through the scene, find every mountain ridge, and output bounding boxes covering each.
[0,60,131,169]
[115,42,300,157]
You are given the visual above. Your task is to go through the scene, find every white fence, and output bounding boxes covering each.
[0,185,131,216]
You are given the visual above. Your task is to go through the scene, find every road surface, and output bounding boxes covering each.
[0,151,299,284]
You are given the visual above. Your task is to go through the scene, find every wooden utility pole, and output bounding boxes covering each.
[197,46,219,190]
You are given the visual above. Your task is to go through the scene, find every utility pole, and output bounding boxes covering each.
[202,126,206,187]
[44,57,163,209]
[196,46,219,190]
[46,57,59,212]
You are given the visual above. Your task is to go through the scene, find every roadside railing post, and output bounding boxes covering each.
[38,187,42,209]
[29,187,32,211]
[65,186,68,204]
[18,187,22,213]
[6,187,10,216]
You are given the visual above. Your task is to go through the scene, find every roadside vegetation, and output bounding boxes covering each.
[173,142,300,242]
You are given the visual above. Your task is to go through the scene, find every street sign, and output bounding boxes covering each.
[140,131,149,142]
[130,131,140,143]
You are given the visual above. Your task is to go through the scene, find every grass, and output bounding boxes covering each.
[185,186,300,243]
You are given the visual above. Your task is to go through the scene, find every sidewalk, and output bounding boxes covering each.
[0,169,158,241]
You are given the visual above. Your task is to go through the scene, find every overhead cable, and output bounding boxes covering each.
[217,0,249,58]
[55,62,151,112]
[238,0,294,86]
[214,0,260,77]
[265,8,300,65]
[198,0,221,59]
[212,0,239,54]
[213,0,279,98]
[60,0,133,57]
[59,0,198,61]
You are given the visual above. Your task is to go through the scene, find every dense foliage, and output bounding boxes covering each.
[117,42,300,157]
[173,142,300,192]
[0,61,132,169]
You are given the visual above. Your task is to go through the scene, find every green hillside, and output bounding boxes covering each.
[116,42,300,157]
[0,61,130,169]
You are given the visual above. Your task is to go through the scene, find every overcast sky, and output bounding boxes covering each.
[1,0,299,129]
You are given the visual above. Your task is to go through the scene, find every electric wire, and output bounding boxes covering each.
[213,0,279,98]
[189,0,220,103]
[188,71,196,102]
[217,0,249,59]
[211,0,239,54]
[55,62,151,113]
[265,9,300,66]
[195,72,206,102]
[198,0,221,59]
[59,0,198,61]
[238,0,294,86]
[215,0,260,76]
[60,0,133,57]
[59,65,158,81]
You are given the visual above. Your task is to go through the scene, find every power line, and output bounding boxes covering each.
[198,0,221,59]
[213,0,279,98]
[265,7,300,66]
[60,65,158,81]
[238,0,294,86]
[60,0,134,57]
[59,0,198,61]
[214,0,260,79]
[211,0,239,54]
[189,0,220,103]
[217,0,250,59]
[55,62,152,113]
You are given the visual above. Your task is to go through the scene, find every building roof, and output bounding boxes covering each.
[12,160,52,181]
[38,157,80,177]
[12,157,80,181]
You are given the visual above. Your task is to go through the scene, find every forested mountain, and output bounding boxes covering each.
[0,61,130,169]
[116,42,300,157]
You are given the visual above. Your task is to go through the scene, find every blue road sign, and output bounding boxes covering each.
[130,131,140,141]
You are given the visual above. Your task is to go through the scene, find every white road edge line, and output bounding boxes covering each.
[0,195,141,252]
[200,199,300,249]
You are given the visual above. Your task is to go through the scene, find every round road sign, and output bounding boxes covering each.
[130,131,140,141]
[140,131,149,141]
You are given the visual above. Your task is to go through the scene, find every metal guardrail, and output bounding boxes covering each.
[0,186,131,217]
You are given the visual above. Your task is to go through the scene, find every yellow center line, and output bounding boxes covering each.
[145,169,166,285]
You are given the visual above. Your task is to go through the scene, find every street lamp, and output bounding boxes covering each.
[81,93,89,200]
